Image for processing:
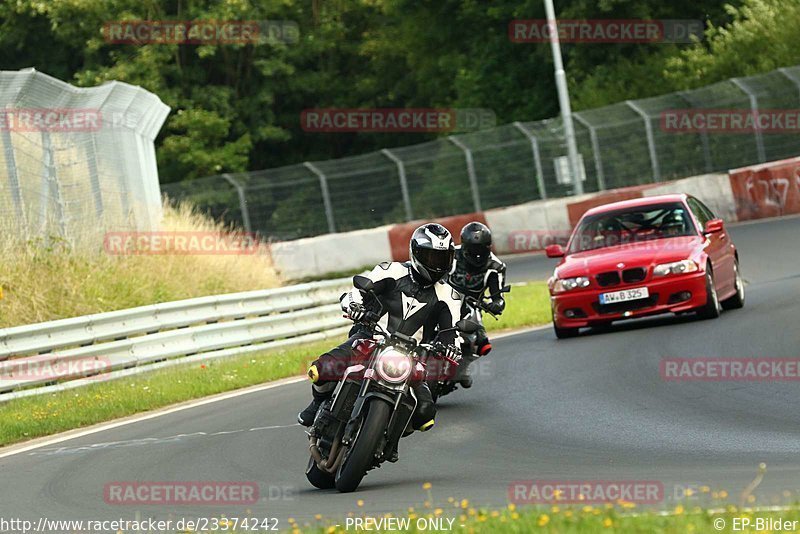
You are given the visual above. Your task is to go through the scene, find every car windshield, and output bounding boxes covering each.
[568,202,696,253]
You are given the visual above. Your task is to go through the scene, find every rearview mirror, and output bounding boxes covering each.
[545,244,565,258]
[353,275,375,292]
[455,319,481,334]
[704,218,724,234]
[501,284,511,294]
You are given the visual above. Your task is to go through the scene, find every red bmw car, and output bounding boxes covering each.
[546,194,745,338]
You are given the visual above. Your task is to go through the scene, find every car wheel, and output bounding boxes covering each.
[721,260,745,310]
[697,269,721,320]
[553,321,579,339]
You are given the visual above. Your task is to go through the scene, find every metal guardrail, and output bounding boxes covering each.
[0,278,353,402]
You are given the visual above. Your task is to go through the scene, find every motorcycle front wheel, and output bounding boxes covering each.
[334,400,391,493]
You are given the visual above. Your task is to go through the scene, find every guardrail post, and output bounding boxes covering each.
[447,136,482,212]
[381,148,414,221]
[678,91,713,173]
[221,173,252,233]
[731,78,767,163]
[1,128,27,235]
[512,121,548,200]
[304,161,336,233]
[626,100,661,183]
[572,113,606,191]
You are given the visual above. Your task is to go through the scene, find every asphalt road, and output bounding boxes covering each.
[1,216,799,529]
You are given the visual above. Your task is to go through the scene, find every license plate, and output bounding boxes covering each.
[599,287,649,305]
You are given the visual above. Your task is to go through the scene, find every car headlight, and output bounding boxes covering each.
[653,259,699,277]
[553,276,591,293]
[375,347,412,383]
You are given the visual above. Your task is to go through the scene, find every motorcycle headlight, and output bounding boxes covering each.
[653,260,699,277]
[553,276,591,293]
[375,347,413,383]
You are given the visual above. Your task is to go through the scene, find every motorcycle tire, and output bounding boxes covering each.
[335,400,391,493]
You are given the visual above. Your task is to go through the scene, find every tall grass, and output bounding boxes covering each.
[0,202,280,328]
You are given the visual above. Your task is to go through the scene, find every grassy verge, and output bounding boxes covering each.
[302,498,800,533]
[0,281,550,448]
[0,202,280,328]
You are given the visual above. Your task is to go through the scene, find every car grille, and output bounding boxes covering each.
[596,267,648,287]
[593,293,659,315]
[622,267,647,283]
[596,271,620,287]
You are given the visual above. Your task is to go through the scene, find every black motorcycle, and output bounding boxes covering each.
[305,275,478,493]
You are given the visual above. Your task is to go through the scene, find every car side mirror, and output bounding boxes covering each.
[704,219,724,234]
[353,275,375,292]
[456,319,481,334]
[545,244,565,258]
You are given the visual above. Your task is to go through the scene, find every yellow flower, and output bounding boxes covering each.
[551,506,560,513]
[701,486,710,493]
[315,514,322,520]
[423,482,432,490]
[685,488,694,497]
[434,508,442,516]
[674,504,685,515]
[720,490,729,499]
[357,500,364,507]
[582,506,593,514]
[326,527,336,534]
[511,512,520,520]
[461,499,469,509]
[409,513,417,520]
[603,518,613,528]
[565,510,573,518]
[424,501,432,508]
[490,511,500,518]
[537,514,550,526]
[507,503,516,512]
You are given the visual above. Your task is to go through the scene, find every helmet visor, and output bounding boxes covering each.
[415,247,454,273]
[464,244,490,266]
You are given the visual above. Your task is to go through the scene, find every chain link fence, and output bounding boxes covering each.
[163,65,800,241]
[0,69,170,247]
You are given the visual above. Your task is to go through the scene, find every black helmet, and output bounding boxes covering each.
[460,221,492,268]
[409,223,455,285]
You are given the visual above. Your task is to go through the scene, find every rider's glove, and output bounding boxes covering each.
[346,302,368,322]
[485,297,505,315]
[442,344,462,366]
[340,288,365,319]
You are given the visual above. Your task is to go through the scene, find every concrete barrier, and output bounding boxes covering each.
[728,157,800,221]
[485,198,572,254]
[270,225,392,280]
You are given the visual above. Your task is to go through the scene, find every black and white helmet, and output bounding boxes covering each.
[409,223,455,286]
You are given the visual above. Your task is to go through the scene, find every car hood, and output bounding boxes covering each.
[554,236,706,279]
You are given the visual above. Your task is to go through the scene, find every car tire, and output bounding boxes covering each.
[697,269,721,320]
[721,260,745,310]
[553,322,579,339]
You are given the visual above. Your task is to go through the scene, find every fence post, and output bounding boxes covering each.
[447,136,482,212]
[731,78,767,163]
[678,91,713,173]
[221,173,252,234]
[626,100,661,183]
[40,131,67,239]
[512,121,548,200]
[1,128,27,235]
[85,135,105,220]
[572,113,606,191]
[380,149,414,221]
[303,161,336,233]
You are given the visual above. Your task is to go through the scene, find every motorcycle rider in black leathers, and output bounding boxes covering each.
[448,221,507,388]
[298,223,463,432]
